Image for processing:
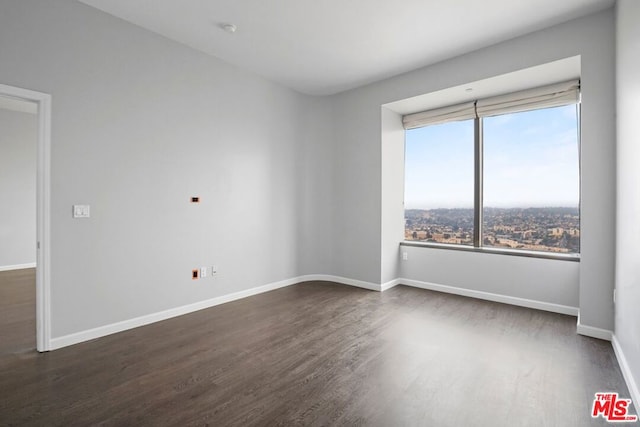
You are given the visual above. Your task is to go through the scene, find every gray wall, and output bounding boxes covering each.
[328,10,615,329]
[615,0,640,405]
[0,108,37,267]
[0,0,319,337]
[380,107,405,284]
[296,97,335,275]
[400,247,579,308]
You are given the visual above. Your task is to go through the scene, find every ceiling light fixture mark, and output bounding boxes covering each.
[220,23,237,34]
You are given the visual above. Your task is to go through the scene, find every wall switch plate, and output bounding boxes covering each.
[211,265,218,276]
[200,267,207,278]
[73,205,90,218]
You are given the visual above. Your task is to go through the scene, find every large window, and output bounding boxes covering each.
[403,81,580,256]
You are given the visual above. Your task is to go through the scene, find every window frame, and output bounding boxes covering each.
[402,102,581,262]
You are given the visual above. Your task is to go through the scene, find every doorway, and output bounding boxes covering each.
[0,84,51,352]
[0,96,37,353]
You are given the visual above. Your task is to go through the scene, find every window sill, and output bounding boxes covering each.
[400,241,580,262]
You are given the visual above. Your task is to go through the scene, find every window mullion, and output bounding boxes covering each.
[474,117,483,248]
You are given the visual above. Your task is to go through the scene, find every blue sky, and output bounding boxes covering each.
[404,104,579,209]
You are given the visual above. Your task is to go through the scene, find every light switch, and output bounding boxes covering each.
[73,205,90,218]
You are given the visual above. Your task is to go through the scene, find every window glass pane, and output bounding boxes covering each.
[482,105,580,254]
[404,120,474,246]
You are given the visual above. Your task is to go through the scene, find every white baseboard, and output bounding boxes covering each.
[397,278,580,316]
[381,278,401,291]
[576,313,613,341]
[297,274,381,291]
[46,273,589,351]
[49,276,300,350]
[0,262,36,272]
[612,335,640,412]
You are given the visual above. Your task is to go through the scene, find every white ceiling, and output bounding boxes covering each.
[77,0,613,96]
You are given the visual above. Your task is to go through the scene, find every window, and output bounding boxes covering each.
[403,81,580,256]
[405,120,474,246]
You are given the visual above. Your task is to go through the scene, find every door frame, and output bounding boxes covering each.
[0,83,52,352]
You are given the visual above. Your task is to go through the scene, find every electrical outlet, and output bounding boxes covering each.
[200,267,207,278]
[402,252,408,261]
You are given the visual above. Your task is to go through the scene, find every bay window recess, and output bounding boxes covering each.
[403,80,581,257]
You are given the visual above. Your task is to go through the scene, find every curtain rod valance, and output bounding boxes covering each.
[402,79,580,130]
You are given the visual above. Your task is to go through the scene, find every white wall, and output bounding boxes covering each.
[0,0,320,338]
[329,10,615,329]
[615,0,640,407]
[0,108,37,268]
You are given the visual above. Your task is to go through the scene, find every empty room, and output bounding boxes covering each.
[1,0,639,425]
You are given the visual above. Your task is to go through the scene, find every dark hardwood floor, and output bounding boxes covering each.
[0,276,633,426]
[0,268,35,355]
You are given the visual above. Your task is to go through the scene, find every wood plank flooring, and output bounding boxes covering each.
[0,275,634,426]
[0,268,35,355]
